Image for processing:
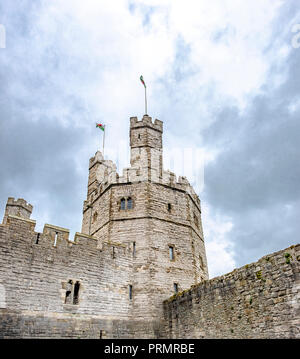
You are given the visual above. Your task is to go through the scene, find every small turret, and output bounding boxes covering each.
[2,197,33,224]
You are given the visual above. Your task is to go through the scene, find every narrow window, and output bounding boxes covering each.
[127,197,132,209]
[133,241,136,258]
[99,330,103,339]
[167,203,172,212]
[65,290,71,304]
[199,255,204,269]
[65,280,73,304]
[93,211,98,223]
[73,281,80,305]
[112,246,115,259]
[138,134,141,140]
[35,233,40,244]
[54,232,58,247]
[120,198,126,210]
[129,285,132,300]
[174,283,178,293]
[169,246,175,261]
[194,213,199,228]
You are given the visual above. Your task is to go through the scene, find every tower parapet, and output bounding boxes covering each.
[2,197,33,224]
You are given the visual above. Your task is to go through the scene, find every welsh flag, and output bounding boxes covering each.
[140,75,146,88]
[96,123,105,131]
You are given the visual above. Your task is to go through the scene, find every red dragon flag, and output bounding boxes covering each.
[96,123,105,131]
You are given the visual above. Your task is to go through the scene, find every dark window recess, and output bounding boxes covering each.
[199,255,204,269]
[129,285,133,300]
[100,330,103,339]
[65,290,71,304]
[133,241,136,258]
[174,283,178,293]
[120,198,126,210]
[138,134,141,140]
[64,280,73,304]
[127,197,133,209]
[168,203,172,212]
[112,246,115,259]
[194,213,199,228]
[73,281,80,305]
[93,211,98,223]
[169,246,175,260]
[35,233,40,244]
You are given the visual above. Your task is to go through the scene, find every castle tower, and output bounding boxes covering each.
[81,115,208,323]
[2,197,33,224]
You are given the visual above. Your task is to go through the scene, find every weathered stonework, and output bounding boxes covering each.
[0,114,298,338]
[162,245,300,339]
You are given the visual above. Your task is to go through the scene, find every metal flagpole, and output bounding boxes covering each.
[145,86,147,115]
[102,125,105,156]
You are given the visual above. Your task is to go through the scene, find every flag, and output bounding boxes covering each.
[96,123,105,131]
[140,75,146,88]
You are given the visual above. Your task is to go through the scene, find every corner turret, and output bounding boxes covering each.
[2,197,33,224]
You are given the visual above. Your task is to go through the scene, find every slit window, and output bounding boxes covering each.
[168,203,172,212]
[129,285,132,300]
[199,255,204,269]
[93,211,98,223]
[169,246,175,261]
[174,283,178,293]
[35,233,40,244]
[133,241,136,258]
[54,232,58,247]
[194,213,199,228]
[64,280,73,304]
[73,281,80,305]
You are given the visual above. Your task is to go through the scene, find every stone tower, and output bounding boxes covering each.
[2,197,33,224]
[81,115,208,322]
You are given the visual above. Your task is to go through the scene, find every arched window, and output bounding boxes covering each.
[127,197,133,209]
[120,198,126,210]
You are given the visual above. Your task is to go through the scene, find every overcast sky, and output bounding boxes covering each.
[0,0,299,278]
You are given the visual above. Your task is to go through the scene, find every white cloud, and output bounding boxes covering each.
[202,202,236,278]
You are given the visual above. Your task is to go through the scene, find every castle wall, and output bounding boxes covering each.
[0,215,164,338]
[161,245,300,339]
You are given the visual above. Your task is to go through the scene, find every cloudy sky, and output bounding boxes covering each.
[0,0,299,278]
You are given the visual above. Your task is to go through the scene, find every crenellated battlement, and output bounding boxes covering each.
[6,197,33,212]
[2,197,33,224]
[130,115,163,133]
[2,212,130,257]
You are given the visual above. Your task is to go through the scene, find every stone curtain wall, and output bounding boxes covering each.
[162,245,300,339]
[0,214,143,338]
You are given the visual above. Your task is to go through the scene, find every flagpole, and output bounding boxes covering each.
[145,87,147,115]
[103,125,105,156]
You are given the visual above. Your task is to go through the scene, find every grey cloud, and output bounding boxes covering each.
[202,24,300,267]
